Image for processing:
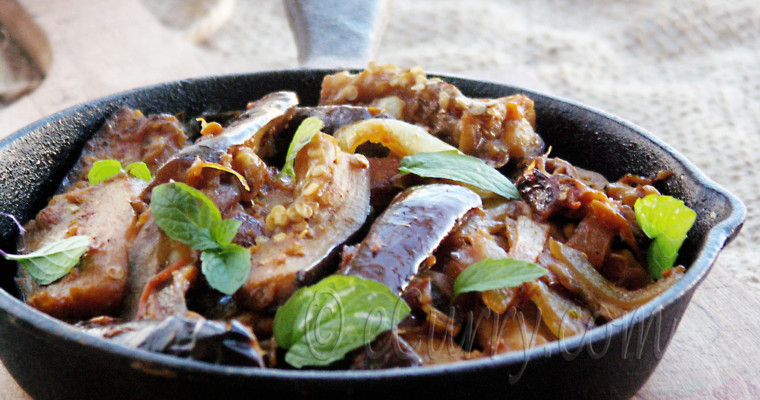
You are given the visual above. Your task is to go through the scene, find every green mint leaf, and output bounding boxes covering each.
[88,159,123,185]
[150,182,223,251]
[399,151,520,199]
[3,236,91,285]
[150,182,252,294]
[89,160,152,185]
[273,275,411,368]
[279,117,324,179]
[200,244,251,295]
[453,258,548,298]
[634,194,696,279]
[124,162,152,182]
[211,219,242,245]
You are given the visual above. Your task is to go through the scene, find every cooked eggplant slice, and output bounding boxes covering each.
[15,175,144,320]
[234,132,371,311]
[142,91,298,201]
[294,105,382,134]
[121,212,197,321]
[133,263,199,321]
[61,108,189,190]
[79,315,265,367]
[340,184,482,294]
[352,331,423,370]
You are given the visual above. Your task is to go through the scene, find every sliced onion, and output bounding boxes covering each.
[481,287,517,315]
[476,303,556,355]
[527,280,594,339]
[547,239,683,319]
[509,215,550,263]
[333,118,458,156]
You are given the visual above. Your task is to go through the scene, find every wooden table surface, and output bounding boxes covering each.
[1,0,759,398]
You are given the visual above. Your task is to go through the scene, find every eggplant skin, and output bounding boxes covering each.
[293,106,380,135]
[79,316,264,367]
[141,91,297,202]
[352,331,423,369]
[340,184,482,294]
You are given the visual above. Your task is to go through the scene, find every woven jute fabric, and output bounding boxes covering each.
[144,0,760,292]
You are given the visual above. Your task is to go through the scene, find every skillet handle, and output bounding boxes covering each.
[284,0,391,68]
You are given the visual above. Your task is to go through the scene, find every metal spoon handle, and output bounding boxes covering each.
[284,0,391,68]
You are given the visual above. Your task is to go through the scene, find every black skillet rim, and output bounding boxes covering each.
[0,69,746,383]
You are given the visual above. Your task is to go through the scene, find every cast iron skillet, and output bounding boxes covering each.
[0,2,746,399]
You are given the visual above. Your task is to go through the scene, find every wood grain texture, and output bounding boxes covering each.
[0,364,29,400]
[0,0,225,139]
[636,266,760,399]
[1,0,759,399]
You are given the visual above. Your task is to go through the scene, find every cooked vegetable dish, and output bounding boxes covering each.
[2,64,696,369]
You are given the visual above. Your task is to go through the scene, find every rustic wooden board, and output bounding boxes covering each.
[1,0,759,399]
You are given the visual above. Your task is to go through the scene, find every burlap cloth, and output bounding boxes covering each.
[145,0,760,292]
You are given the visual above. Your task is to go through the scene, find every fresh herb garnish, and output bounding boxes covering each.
[123,162,152,182]
[200,243,252,296]
[399,151,520,199]
[279,117,324,179]
[88,159,152,184]
[273,275,411,368]
[150,182,250,294]
[453,258,548,298]
[1,236,91,285]
[151,182,226,250]
[634,194,696,279]
[88,160,122,184]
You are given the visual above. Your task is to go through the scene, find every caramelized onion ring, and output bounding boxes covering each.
[547,239,683,319]
[334,119,458,157]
